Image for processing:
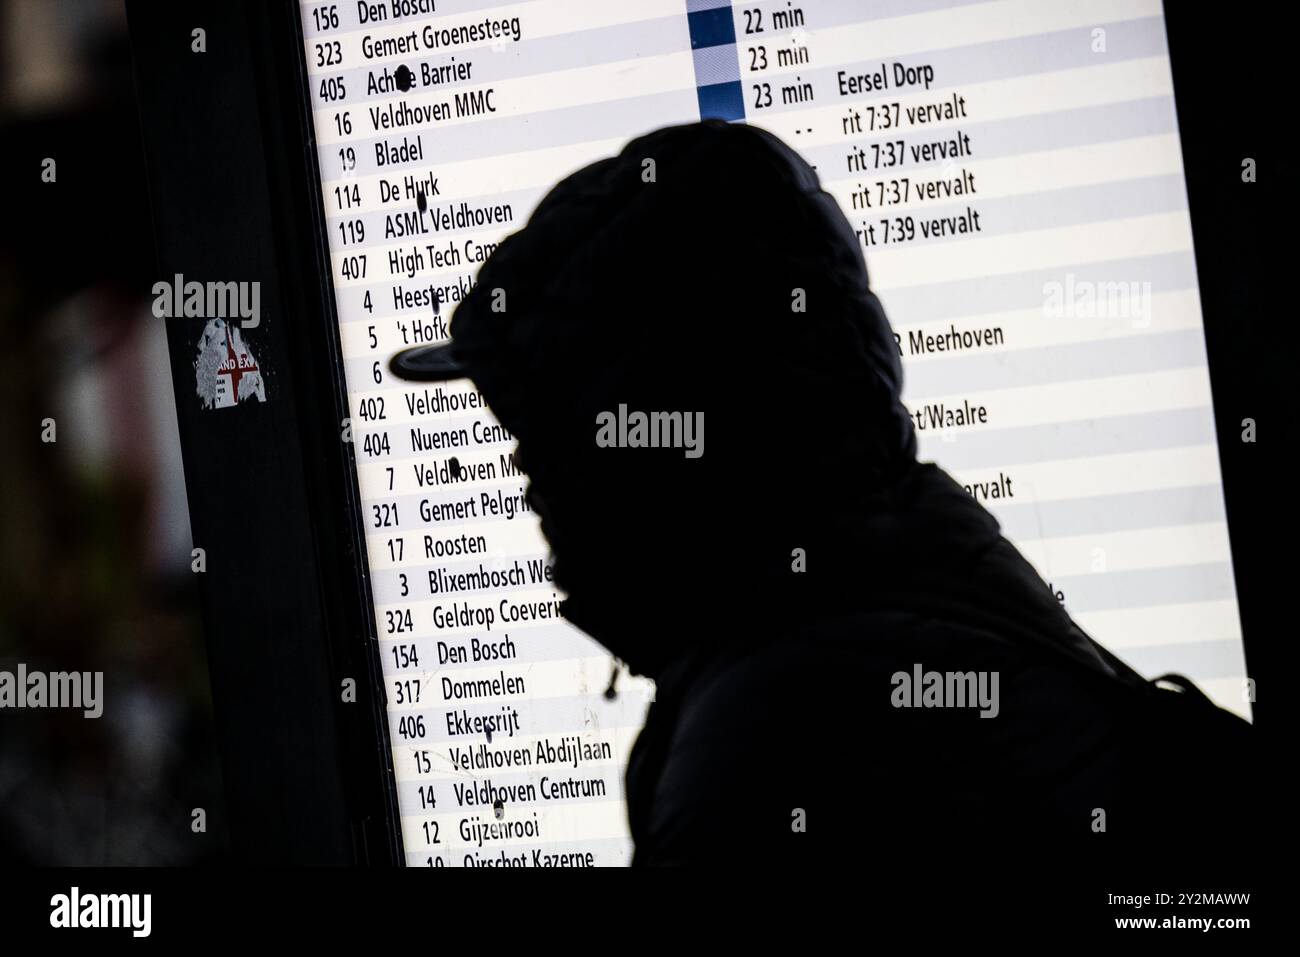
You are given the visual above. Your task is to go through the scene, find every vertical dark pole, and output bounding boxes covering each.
[126,0,402,864]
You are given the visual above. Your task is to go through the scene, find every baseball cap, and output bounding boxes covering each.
[381,120,915,483]
[389,339,469,382]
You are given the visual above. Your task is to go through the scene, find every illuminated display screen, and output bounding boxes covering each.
[298,0,1245,866]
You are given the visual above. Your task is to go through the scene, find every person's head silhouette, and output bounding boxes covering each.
[392,120,916,675]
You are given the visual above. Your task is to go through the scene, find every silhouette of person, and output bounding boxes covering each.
[391,121,1254,872]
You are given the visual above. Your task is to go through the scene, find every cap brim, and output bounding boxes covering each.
[388,343,471,382]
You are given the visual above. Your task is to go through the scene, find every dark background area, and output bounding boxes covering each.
[1164,4,1279,727]
[0,0,228,864]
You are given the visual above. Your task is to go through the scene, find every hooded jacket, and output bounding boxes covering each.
[445,121,1255,869]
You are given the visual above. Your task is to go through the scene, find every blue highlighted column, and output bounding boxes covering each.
[686,0,745,121]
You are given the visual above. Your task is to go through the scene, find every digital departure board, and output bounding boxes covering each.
[296,0,1247,867]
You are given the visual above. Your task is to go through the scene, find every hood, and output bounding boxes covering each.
[446,121,924,675]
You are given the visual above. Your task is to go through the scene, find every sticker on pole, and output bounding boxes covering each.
[195,318,266,409]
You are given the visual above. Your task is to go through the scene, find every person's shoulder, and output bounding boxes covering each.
[634,615,1017,865]
[661,611,1013,772]
[680,610,1024,711]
